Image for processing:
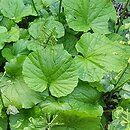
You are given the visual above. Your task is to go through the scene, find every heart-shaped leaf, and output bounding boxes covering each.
[23,44,78,97]
[63,0,116,34]
[75,33,127,82]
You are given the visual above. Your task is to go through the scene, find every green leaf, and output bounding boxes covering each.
[0,17,16,30]
[6,26,19,42]
[2,39,29,61]
[75,33,126,82]
[23,0,46,16]
[10,107,47,130]
[40,81,103,130]
[90,72,116,92]
[0,76,42,109]
[23,44,78,97]
[0,26,8,49]
[29,16,64,43]
[2,48,15,62]
[59,33,78,56]
[0,113,7,130]
[108,107,130,130]
[12,39,30,56]
[42,0,58,7]
[41,80,103,116]
[51,112,102,130]
[4,56,26,77]
[50,1,60,16]
[0,0,35,22]
[116,63,130,87]
[19,28,30,40]
[106,33,124,42]
[119,83,130,99]
[9,81,103,129]
[120,99,130,111]
[63,0,116,34]
[0,26,19,50]
[27,39,45,51]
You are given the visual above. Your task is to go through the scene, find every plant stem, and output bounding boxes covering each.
[0,90,10,130]
[58,0,63,22]
[116,0,130,33]
[32,0,39,15]
[114,62,129,90]
[45,31,53,47]
[0,90,5,111]
[109,62,130,98]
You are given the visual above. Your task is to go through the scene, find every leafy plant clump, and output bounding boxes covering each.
[0,0,130,129]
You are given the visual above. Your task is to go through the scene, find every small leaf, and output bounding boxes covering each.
[6,26,19,42]
[119,83,130,99]
[29,16,64,43]
[4,56,26,77]
[2,39,29,61]
[0,26,19,50]
[6,105,19,115]
[60,33,78,56]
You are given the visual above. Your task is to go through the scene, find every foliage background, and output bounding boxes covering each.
[0,0,130,130]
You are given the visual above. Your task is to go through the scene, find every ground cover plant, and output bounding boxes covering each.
[0,0,130,129]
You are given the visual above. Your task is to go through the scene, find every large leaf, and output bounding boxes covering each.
[0,0,35,22]
[39,81,103,130]
[75,33,127,82]
[0,76,42,108]
[51,112,102,130]
[0,26,19,50]
[23,44,78,97]
[63,0,116,34]
[41,81,103,118]
[10,81,103,130]
[41,80,103,116]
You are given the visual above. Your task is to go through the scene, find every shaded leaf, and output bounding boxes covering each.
[4,56,26,77]
[60,33,78,56]
[108,107,130,130]
[2,39,29,62]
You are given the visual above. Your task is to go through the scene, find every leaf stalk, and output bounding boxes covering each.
[116,0,130,33]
